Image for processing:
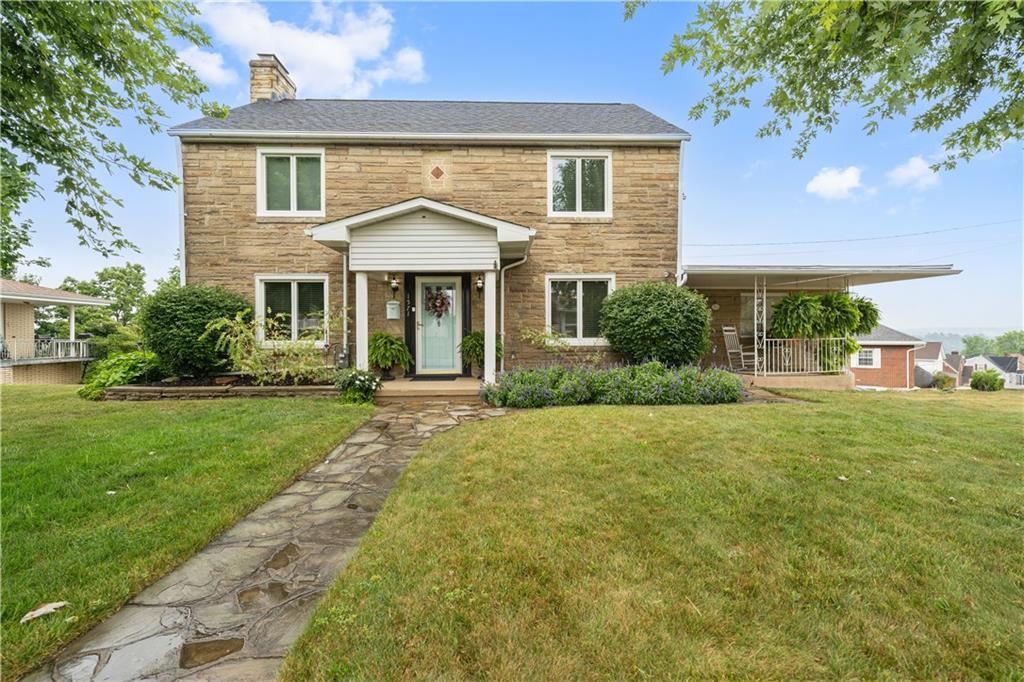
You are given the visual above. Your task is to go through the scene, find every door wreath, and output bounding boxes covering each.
[425,287,452,324]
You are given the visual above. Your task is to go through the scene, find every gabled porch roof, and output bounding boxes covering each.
[681,264,961,290]
[305,197,536,264]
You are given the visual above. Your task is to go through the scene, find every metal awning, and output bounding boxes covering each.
[681,264,961,290]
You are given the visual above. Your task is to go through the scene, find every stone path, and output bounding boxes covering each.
[27,401,507,682]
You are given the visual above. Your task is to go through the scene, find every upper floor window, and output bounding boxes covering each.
[545,274,615,345]
[547,150,612,218]
[256,148,325,217]
[255,274,329,345]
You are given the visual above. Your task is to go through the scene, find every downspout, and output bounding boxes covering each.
[342,252,349,362]
[676,140,687,285]
[907,342,925,388]
[176,138,186,285]
[499,255,529,373]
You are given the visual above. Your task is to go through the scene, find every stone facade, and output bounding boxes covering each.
[248,54,296,102]
[182,142,680,370]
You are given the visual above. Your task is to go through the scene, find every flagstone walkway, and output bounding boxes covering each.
[27,401,507,682]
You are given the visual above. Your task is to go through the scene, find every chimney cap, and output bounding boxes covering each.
[252,53,290,74]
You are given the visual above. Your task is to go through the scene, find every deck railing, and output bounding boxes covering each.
[761,337,849,375]
[0,338,94,362]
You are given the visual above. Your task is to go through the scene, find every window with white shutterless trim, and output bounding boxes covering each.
[256,148,325,217]
[547,150,612,217]
[852,347,880,368]
[545,274,615,344]
[254,274,329,345]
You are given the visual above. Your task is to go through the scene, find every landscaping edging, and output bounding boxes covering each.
[104,385,338,400]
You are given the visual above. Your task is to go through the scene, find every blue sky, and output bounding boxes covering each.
[21,1,1023,333]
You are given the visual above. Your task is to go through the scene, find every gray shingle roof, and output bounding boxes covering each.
[170,99,689,139]
[917,341,944,360]
[854,324,922,345]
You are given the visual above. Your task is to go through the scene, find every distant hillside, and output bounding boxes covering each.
[914,332,964,352]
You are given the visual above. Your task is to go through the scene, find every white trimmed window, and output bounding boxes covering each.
[256,148,325,217]
[545,274,615,345]
[255,274,329,345]
[547,150,612,217]
[852,348,880,368]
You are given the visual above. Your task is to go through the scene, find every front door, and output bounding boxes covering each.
[415,277,461,374]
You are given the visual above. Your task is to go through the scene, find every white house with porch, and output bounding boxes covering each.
[1,279,110,384]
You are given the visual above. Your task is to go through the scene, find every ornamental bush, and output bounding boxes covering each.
[932,372,956,391]
[970,368,1004,391]
[78,351,163,400]
[599,282,711,366]
[138,285,249,376]
[482,362,743,408]
[334,368,382,403]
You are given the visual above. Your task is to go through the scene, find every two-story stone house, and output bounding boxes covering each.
[171,54,959,388]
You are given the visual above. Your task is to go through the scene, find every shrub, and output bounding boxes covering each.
[203,310,333,385]
[78,351,162,400]
[600,282,711,366]
[483,362,742,408]
[971,368,1004,391]
[458,331,504,375]
[334,368,382,403]
[138,285,249,376]
[932,372,956,391]
[367,332,413,376]
[89,325,142,360]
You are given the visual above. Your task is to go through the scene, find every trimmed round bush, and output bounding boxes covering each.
[138,285,249,376]
[599,282,711,366]
[970,368,1004,391]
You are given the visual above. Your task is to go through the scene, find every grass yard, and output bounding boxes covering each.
[1,385,372,679]
[283,390,1023,680]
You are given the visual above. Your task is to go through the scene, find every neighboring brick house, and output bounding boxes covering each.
[849,324,923,389]
[0,279,109,385]
[170,54,961,386]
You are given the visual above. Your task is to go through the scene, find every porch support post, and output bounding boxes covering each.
[354,272,368,370]
[753,276,766,376]
[483,270,496,383]
[69,305,76,341]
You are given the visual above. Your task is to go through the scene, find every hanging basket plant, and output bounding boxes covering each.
[425,287,452,323]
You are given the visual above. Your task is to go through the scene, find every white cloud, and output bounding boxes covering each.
[197,1,426,98]
[886,155,939,190]
[805,166,863,200]
[177,45,238,86]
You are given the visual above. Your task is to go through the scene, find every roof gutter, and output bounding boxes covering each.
[167,129,691,145]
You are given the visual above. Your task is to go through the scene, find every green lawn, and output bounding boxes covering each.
[1,385,371,679]
[283,390,1023,680]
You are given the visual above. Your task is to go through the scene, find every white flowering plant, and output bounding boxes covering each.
[334,368,382,403]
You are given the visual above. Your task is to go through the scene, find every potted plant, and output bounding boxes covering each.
[367,331,413,380]
[457,331,504,378]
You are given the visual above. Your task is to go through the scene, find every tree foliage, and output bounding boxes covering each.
[627,1,1024,168]
[963,330,1024,357]
[0,1,227,273]
[36,264,148,338]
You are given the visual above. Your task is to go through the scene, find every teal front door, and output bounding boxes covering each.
[416,277,461,374]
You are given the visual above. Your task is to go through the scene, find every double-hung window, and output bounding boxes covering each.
[545,274,615,344]
[852,348,880,368]
[257,148,325,217]
[547,150,612,217]
[255,274,329,345]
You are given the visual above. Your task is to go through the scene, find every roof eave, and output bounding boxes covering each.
[167,129,691,145]
[0,293,111,307]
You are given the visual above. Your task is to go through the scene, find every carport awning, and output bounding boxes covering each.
[681,264,961,290]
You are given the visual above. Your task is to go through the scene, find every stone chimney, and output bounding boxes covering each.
[249,53,296,102]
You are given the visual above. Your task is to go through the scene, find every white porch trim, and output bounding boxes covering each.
[484,271,496,383]
[355,272,369,371]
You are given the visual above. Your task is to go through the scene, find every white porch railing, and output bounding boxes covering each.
[761,337,849,375]
[0,338,94,361]
[1004,373,1024,389]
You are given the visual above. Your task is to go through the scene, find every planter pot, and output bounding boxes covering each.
[380,368,395,381]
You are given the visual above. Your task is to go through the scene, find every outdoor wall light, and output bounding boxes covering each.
[475,275,484,294]
[389,275,400,298]
[711,302,720,311]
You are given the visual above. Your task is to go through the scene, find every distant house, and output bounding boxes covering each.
[915,341,945,374]
[963,354,1024,389]
[850,325,923,389]
[0,279,110,384]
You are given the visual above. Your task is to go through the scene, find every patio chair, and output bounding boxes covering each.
[722,326,755,370]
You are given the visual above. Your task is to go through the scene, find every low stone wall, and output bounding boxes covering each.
[104,385,339,400]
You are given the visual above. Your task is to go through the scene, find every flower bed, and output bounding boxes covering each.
[482,362,743,408]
